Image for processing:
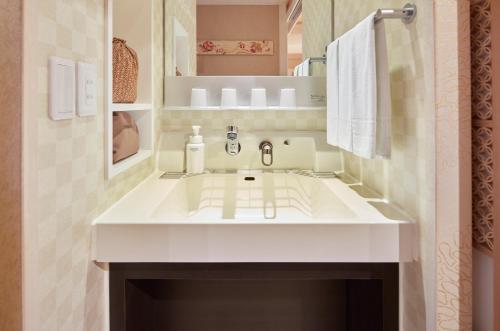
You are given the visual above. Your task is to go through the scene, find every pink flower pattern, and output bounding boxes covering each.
[197,40,273,56]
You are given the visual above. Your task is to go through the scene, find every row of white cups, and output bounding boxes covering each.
[191,88,297,109]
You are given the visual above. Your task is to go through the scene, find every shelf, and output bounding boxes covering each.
[105,0,154,179]
[112,103,153,112]
[109,149,152,178]
[163,106,326,112]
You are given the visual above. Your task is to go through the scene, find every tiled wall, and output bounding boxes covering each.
[302,0,332,76]
[22,0,160,330]
[333,1,436,330]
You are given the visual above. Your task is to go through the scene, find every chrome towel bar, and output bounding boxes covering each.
[309,4,417,66]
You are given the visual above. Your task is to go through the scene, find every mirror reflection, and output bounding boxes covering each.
[164,0,333,77]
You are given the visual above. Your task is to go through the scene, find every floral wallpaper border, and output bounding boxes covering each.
[197,40,273,55]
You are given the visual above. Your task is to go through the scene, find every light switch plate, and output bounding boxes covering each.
[77,62,97,117]
[49,56,76,120]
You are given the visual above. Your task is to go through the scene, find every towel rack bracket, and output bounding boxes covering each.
[401,3,417,24]
[375,3,417,24]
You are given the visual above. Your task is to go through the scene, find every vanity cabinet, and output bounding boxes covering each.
[109,263,398,331]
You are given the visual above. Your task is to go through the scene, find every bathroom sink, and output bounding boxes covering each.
[92,171,414,263]
[152,172,356,221]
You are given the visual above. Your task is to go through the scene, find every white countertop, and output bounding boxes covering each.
[92,171,414,263]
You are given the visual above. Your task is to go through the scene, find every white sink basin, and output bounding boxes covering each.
[153,172,355,221]
[92,171,414,263]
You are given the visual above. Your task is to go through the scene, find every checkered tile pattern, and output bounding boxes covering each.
[160,109,327,132]
[302,0,332,76]
[25,0,157,330]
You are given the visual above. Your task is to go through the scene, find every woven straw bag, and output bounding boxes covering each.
[113,38,139,103]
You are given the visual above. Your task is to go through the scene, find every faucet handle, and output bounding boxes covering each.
[259,141,273,166]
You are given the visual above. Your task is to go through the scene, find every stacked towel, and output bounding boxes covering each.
[327,13,391,159]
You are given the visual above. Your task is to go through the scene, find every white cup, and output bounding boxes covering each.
[280,88,297,108]
[250,88,267,108]
[220,88,238,108]
[190,88,208,108]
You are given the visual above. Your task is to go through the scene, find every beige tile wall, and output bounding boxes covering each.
[22,0,160,330]
[302,0,333,76]
[161,109,326,132]
[333,1,436,330]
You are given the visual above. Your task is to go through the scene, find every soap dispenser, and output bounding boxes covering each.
[186,125,205,174]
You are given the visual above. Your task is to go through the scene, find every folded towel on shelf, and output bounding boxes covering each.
[326,12,392,159]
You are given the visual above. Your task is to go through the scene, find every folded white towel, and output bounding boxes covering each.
[326,12,392,159]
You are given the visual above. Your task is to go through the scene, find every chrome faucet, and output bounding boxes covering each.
[225,125,241,156]
[259,141,273,166]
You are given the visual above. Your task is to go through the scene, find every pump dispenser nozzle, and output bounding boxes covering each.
[190,125,203,144]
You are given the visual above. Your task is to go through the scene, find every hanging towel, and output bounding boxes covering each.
[374,16,391,158]
[326,12,392,159]
[293,59,311,77]
[326,40,340,146]
[302,58,311,76]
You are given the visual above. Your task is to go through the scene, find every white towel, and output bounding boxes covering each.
[374,17,391,158]
[302,58,311,76]
[326,40,340,146]
[326,12,392,159]
[293,64,300,76]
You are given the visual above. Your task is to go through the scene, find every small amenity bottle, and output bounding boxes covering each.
[186,125,205,174]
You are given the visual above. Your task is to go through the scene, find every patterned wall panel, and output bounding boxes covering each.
[471,0,494,253]
[23,0,159,330]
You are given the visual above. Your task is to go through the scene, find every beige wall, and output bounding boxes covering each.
[0,0,23,330]
[197,5,281,76]
[22,0,162,329]
[302,0,332,76]
[333,0,436,330]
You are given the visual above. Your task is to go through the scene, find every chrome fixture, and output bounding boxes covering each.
[374,3,417,24]
[259,141,273,167]
[309,4,416,67]
[225,125,241,156]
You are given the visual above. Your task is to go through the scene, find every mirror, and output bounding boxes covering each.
[164,0,333,77]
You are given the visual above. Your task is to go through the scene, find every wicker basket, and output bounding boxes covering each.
[112,38,139,103]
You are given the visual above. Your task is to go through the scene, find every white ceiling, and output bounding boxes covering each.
[197,0,287,5]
